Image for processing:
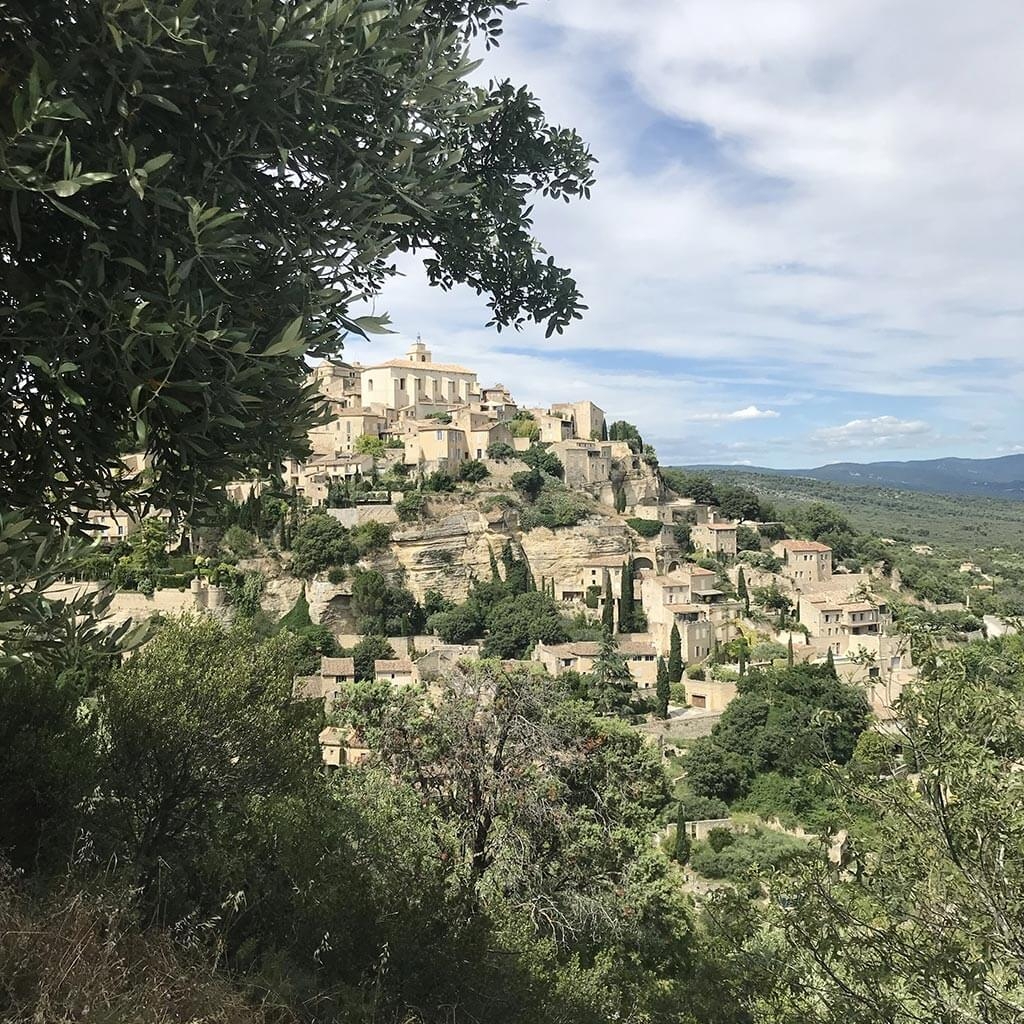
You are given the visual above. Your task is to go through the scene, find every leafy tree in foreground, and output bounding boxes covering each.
[93,616,319,915]
[2,0,594,528]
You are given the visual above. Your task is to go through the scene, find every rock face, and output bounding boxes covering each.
[383,501,634,603]
[386,508,510,602]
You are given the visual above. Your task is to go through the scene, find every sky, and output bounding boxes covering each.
[341,0,1024,468]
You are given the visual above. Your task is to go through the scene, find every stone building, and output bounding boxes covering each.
[772,539,833,583]
[360,340,479,411]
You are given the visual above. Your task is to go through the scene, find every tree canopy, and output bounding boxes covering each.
[2,0,594,528]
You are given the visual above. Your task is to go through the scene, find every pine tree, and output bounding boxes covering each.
[588,627,634,715]
[601,575,615,632]
[737,566,749,614]
[618,561,634,633]
[787,634,795,668]
[673,803,691,865]
[668,623,683,683]
[656,656,670,719]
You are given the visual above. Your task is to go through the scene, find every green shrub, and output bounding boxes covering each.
[686,666,705,680]
[289,513,355,577]
[486,442,515,461]
[519,480,592,531]
[395,491,424,522]
[626,518,663,539]
[458,459,489,483]
[327,566,346,585]
[222,525,256,558]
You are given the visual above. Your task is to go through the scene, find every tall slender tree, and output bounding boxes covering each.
[668,624,683,684]
[737,566,749,615]
[656,656,670,719]
[618,561,635,633]
[601,575,615,632]
[673,803,691,865]
[788,634,795,668]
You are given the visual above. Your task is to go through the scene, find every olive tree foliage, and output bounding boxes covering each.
[344,660,676,948]
[1,0,595,531]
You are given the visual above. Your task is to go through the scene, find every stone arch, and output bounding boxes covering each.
[667,560,682,573]
[632,556,655,572]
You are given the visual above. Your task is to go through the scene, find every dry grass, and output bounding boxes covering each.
[0,868,293,1024]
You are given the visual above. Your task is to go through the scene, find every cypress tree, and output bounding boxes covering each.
[489,545,500,581]
[601,575,615,632]
[501,539,515,579]
[618,561,634,633]
[668,623,683,683]
[601,420,609,441]
[737,566,749,614]
[673,803,691,865]
[738,639,747,677]
[656,656,670,719]
[787,634,795,668]
[826,646,836,676]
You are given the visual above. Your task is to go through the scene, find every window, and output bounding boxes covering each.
[367,379,373,390]
[436,431,443,440]
[399,378,405,389]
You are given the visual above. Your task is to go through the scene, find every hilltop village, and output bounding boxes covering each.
[71,338,914,765]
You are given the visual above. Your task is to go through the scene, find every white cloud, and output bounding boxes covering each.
[363,1,1024,463]
[811,416,933,450]
[688,405,780,422]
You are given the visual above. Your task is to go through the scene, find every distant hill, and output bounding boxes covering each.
[682,454,1024,501]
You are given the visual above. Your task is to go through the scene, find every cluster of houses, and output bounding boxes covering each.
[73,338,915,767]
[282,339,661,509]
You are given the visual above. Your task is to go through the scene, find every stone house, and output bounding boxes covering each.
[526,407,575,444]
[284,453,376,506]
[294,656,357,712]
[318,725,370,768]
[640,569,720,662]
[532,639,659,690]
[308,405,387,456]
[772,539,833,583]
[549,438,612,489]
[373,658,419,687]
[691,519,738,558]
[684,677,738,712]
[309,360,361,404]
[550,400,606,441]
[800,597,892,654]
[450,407,515,461]
[403,421,470,474]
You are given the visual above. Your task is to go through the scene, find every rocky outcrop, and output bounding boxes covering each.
[386,507,510,602]
[383,500,635,603]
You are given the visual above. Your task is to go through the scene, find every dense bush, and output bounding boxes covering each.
[289,513,355,577]
[626,517,663,539]
[690,828,811,882]
[351,571,424,636]
[519,480,593,531]
[486,442,516,461]
[482,591,569,659]
[458,459,490,483]
[685,665,870,807]
[395,491,424,522]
